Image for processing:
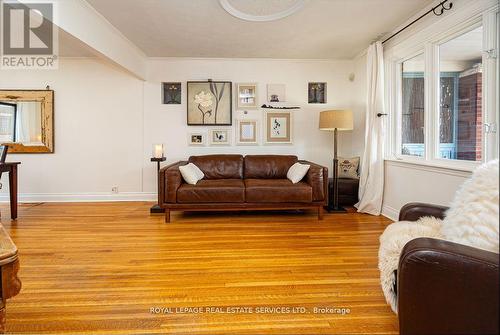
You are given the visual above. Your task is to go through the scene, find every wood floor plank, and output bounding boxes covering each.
[0,202,398,334]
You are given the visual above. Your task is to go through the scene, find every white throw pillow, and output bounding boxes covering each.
[287,162,310,184]
[179,163,204,185]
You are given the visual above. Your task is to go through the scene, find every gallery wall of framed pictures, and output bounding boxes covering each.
[162,79,329,147]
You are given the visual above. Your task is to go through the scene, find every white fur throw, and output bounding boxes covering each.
[378,217,442,312]
[442,159,499,253]
[379,159,499,313]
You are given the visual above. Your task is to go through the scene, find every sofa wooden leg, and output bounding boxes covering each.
[318,206,324,220]
[165,210,171,223]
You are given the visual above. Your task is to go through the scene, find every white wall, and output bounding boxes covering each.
[0,58,146,201]
[382,161,469,219]
[1,57,366,201]
[142,58,358,193]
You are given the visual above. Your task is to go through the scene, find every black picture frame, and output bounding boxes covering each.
[162,82,181,104]
[187,80,232,126]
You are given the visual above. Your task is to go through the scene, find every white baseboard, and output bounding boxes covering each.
[381,205,399,221]
[0,192,156,203]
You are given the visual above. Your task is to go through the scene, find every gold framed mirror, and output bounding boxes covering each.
[0,90,54,153]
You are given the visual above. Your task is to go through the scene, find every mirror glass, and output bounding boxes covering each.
[0,101,43,145]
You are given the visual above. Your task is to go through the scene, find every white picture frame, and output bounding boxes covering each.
[209,128,232,146]
[264,110,293,144]
[188,132,206,146]
[236,83,258,109]
[267,84,286,103]
[236,119,259,145]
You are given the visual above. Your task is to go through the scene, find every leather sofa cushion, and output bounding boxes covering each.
[189,155,243,179]
[177,179,245,203]
[244,155,298,179]
[245,179,312,203]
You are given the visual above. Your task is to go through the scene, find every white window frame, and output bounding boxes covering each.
[394,50,427,161]
[386,6,499,171]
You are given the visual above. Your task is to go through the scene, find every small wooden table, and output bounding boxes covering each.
[0,163,20,220]
[0,226,21,333]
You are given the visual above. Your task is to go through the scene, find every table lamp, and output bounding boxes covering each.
[319,110,354,212]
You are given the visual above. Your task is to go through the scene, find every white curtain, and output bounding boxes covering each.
[356,41,386,215]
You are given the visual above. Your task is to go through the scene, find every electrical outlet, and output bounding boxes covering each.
[111,187,119,194]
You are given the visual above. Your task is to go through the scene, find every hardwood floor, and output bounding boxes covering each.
[0,202,398,334]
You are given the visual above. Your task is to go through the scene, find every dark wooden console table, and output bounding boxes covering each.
[0,163,20,220]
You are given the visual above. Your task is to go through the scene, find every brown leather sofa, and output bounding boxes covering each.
[397,202,499,335]
[159,154,328,222]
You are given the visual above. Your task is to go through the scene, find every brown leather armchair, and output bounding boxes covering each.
[397,203,499,335]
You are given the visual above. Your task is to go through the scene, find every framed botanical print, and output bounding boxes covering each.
[188,132,206,146]
[236,119,259,145]
[264,111,292,144]
[209,129,232,146]
[236,83,258,109]
[187,81,232,125]
[162,82,181,104]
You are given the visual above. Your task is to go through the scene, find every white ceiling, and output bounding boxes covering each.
[85,0,434,59]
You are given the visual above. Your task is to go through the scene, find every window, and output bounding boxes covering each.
[439,27,484,161]
[401,54,425,157]
[390,11,498,169]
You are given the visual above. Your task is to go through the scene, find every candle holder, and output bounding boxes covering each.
[151,144,166,214]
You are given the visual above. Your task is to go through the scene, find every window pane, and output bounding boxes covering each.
[439,27,483,161]
[401,53,425,157]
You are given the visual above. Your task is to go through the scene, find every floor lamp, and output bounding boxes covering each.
[319,110,354,213]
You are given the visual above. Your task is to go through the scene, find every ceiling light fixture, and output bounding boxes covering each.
[219,0,305,22]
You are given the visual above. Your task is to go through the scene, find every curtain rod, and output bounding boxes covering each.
[382,0,453,44]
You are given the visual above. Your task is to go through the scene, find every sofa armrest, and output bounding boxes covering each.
[159,161,187,204]
[299,160,328,203]
[398,237,499,335]
[399,202,449,221]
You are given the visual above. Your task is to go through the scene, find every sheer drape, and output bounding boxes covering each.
[356,41,386,215]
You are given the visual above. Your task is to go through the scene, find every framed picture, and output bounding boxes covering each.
[267,84,286,102]
[236,119,259,145]
[162,82,181,104]
[187,81,232,125]
[264,111,292,144]
[209,129,232,146]
[308,82,327,103]
[188,132,206,146]
[236,83,258,109]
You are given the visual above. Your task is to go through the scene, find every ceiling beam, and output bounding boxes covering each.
[19,0,147,80]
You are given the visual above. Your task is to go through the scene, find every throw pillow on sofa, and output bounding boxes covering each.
[338,157,359,179]
[287,162,310,184]
[179,163,204,185]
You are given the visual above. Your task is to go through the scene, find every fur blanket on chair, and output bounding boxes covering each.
[379,159,499,313]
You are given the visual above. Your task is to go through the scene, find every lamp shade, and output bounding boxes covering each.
[319,110,353,131]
